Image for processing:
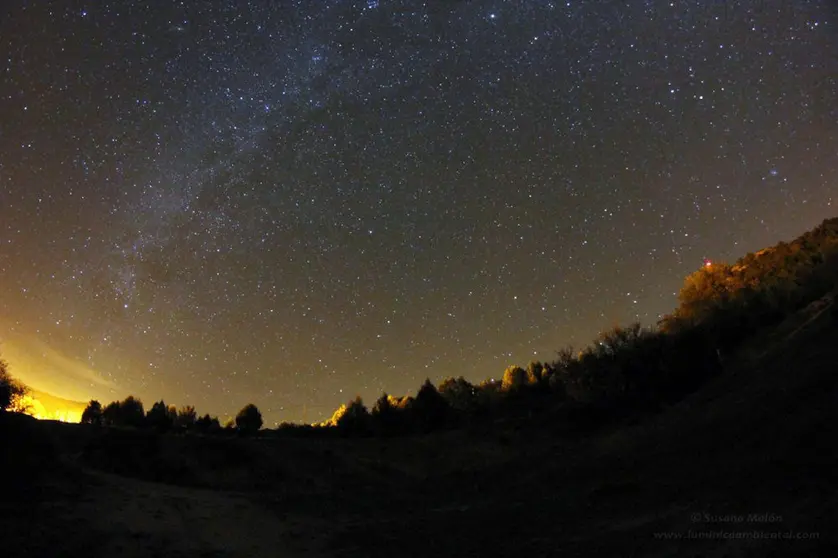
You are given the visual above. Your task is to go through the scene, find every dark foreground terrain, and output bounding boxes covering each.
[3,299,837,557]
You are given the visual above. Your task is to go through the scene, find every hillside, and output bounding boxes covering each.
[2,220,838,557]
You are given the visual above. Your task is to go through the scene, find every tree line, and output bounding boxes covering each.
[79,398,264,436]
[303,216,838,437]
[3,217,838,438]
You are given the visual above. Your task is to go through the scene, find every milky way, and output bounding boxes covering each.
[1,0,836,424]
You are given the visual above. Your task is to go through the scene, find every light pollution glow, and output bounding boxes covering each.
[1,328,118,418]
[15,393,84,423]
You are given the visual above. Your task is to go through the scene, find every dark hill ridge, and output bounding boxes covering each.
[323,291,838,556]
[2,219,838,557]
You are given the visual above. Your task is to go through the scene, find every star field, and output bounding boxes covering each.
[1,0,836,424]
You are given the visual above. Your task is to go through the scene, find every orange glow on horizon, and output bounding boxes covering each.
[14,394,84,423]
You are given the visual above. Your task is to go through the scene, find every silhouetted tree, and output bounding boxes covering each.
[501,365,527,392]
[413,378,450,432]
[391,394,414,410]
[176,405,197,430]
[102,396,145,428]
[675,263,737,324]
[102,401,119,425]
[526,361,545,386]
[438,377,478,412]
[235,403,263,435]
[474,379,502,413]
[593,323,646,357]
[0,357,26,412]
[147,400,177,432]
[547,346,575,396]
[323,403,347,427]
[371,393,400,436]
[81,400,103,425]
[195,413,221,434]
[335,396,371,436]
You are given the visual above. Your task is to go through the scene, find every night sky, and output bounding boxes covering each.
[1,1,836,425]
